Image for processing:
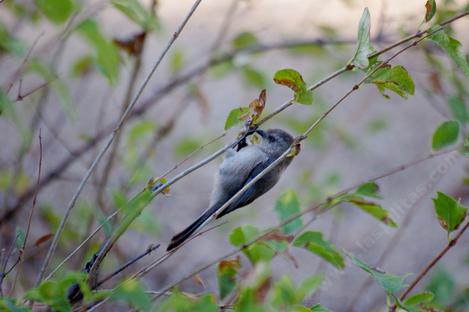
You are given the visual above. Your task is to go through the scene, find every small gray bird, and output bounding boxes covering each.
[167,128,294,251]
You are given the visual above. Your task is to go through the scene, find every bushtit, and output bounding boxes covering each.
[167,128,294,251]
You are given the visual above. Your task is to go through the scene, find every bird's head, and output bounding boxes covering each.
[255,128,294,156]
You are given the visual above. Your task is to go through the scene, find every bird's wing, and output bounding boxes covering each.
[215,159,272,219]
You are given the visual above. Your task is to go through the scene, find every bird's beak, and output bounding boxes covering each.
[255,129,267,138]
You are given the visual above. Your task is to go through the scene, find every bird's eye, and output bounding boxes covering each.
[269,135,276,142]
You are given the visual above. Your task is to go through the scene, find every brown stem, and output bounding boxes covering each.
[142,148,457,302]
[96,43,145,213]
[94,243,160,288]
[389,218,469,312]
[34,0,205,287]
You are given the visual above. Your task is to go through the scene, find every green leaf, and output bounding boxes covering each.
[15,227,25,250]
[463,133,469,157]
[208,59,235,78]
[432,192,467,233]
[36,0,76,24]
[368,118,388,133]
[26,272,98,311]
[448,96,467,124]
[404,291,434,306]
[424,0,437,22]
[130,209,159,235]
[331,194,397,227]
[76,19,120,84]
[350,197,397,227]
[217,258,240,300]
[229,225,259,247]
[174,137,201,157]
[298,275,323,300]
[350,8,375,69]
[348,254,408,295]
[431,120,460,151]
[128,120,156,146]
[70,55,94,78]
[0,298,30,312]
[28,59,73,117]
[112,279,151,311]
[274,189,303,234]
[232,32,258,50]
[170,50,184,74]
[355,182,381,199]
[367,65,415,99]
[0,22,25,55]
[241,65,267,88]
[0,90,13,116]
[224,106,250,130]
[429,27,469,78]
[425,268,455,305]
[111,0,158,31]
[273,68,313,105]
[293,231,345,269]
[229,225,275,264]
[271,275,298,307]
[156,290,217,312]
[310,304,331,312]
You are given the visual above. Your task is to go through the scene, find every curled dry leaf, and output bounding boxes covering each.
[192,274,206,289]
[113,31,146,55]
[34,233,54,247]
[241,89,267,125]
[262,230,294,243]
[286,139,301,158]
[218,256,241,271]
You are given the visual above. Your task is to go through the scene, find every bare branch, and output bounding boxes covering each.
[34,0,205,286]
[141,148,458,303]
[94,243,160,288]
[389,217,469,312]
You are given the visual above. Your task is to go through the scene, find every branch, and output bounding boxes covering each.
[0,130,43,293]
[0,16,449,225]
[96,35,149,213]
[94,243,160,288]
[140,148,458,303]
[34,0,204,287]
[389,217,469,312]
[345,153,456,312]
[74,12,469,305]
[44,208,122,281]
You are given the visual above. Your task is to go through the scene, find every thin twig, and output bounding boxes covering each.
[345,151,457,312]
[96,38,146,213]
[4,32,44,94]
[130,221,228,280]
[3,11,463,225]
[82,222,226,311]
[389,218,469,312]
[94,244,160,288]
[88,16,467,305]
[146,147,458,303]
[45,208,121,280]
[34,0,205,286]
[23,129,43,252]
[0,131,43,293]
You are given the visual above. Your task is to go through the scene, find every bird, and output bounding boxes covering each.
[167,128,294,251]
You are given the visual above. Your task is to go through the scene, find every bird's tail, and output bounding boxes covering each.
[166,202,222,251]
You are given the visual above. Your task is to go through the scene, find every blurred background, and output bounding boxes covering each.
[1,0,469,311]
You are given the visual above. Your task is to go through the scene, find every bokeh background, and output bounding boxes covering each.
[1,0,469,311]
